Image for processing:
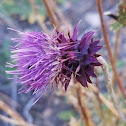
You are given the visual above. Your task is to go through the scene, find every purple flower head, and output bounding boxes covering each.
[6,29,75,103]
[56,23,103,90]
[6,23,102,103]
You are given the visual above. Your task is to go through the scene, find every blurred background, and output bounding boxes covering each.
[0,0,126,126]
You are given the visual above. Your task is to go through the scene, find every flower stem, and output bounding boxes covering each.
[96,0,126,98]
[42,0,60,31]
[29,0,49,33]
[98,56,126,122]
[0,99,33,126]
[95,69,105,126]
[50,0,73,33]
[76,84,94,126]
[112,29,121,86]
[88,85,120,119]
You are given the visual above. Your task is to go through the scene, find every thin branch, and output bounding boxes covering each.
[29,0,49,33]
[0,114,21,126]
[42,0,60,30]
[0,100,33,126]
[113,29,121,63]
[0,92,20,108]
[112,29,121,86]
[88,85,120,119]
[121,63,126,85]
[94,69,105,126]
[76,84,94,126]
[0,13,19,29]
[98,56,126,123]
[23,98,34,124]
[50,0,73,33]
[98,57,113,100]
[96,0,126,98]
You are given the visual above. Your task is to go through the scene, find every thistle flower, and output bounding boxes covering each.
[57,24,103,89]
[6,23,102,103]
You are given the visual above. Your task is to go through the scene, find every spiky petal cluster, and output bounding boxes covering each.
[56,24,103,90]
[6,24,102,102]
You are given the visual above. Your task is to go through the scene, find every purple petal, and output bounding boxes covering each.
[65,80,70,91]
[85,65,96,77]
[78,31,95,52]
[81,31,94,40]
[84,54,99,64]
[88,46,102,55]
[85,73,92,83]
[72,23,79,41]
[90,40,100,46]
[76,69,88,87]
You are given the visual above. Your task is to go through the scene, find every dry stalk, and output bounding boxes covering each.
[88,84,120,119]
[76,84,94,126]
[94,69,105,126]
[121,63,126,85]
[0,99,33,126]
[29,0,49,33]
[42,0,60,31]
[112,29,121,86]
[97,57,113,100]
[113,29,121,63]
[0,92,20,108]
[50,0,73,33]
[0,114,21,125]
[96,0,126,98]
[98,56,126,123]
[0,12,20,29]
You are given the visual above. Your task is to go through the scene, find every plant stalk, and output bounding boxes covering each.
[96,0,126,98]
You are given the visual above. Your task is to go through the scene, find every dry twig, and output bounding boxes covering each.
[29,0,49,33]
[42,0,60,30]
[121,63,126,85]
[112,29,121,86]
[0,92,20,108]
[98,56,126,122]
[88,85,120,119]
[0,114,21,125]
[94,69,105,126]
[76,84,94,126]
[50,0,73,33]
[0,99,33,126]
[96,0,126,98]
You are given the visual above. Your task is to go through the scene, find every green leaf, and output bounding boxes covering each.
[112,22,123,31]
[58,110,76,121]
